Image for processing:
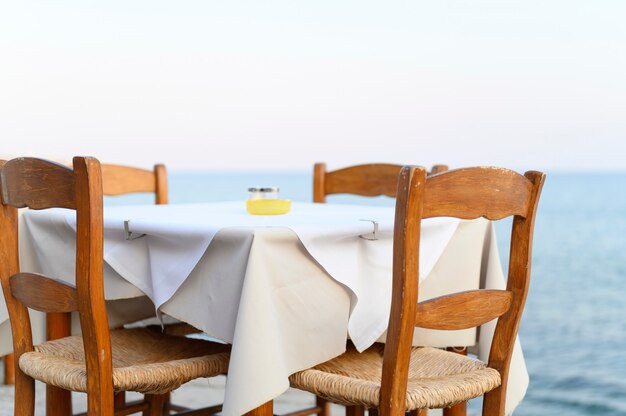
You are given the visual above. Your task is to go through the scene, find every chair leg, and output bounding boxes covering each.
[443,347,467,416]
[346,405,365,416]
[244,400,274,416]
[482,386,506,416]
[316,397,330,416]
[46,312,73,416]
[144,393,169,416]
[114,392,126,410]
[46,385,72,416]
[162,392,172,416]
[443,404,466,416]
[14,370,35,416]
[4,353,15,384]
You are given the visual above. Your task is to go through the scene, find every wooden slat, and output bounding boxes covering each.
[101,164,156,195]
[10,273,78,313]
[315,163,448,203]
[1,158,75,209]
[423,167,532,220]
[325,164,402,197]
[414,290,512,330]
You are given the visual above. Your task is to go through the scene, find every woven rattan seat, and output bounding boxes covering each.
[19,328,230,395]
[290,344,501,410]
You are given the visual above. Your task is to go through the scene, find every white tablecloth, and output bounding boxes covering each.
[0,202,528,415]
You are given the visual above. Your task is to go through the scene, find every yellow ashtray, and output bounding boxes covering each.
[246,199,291,215]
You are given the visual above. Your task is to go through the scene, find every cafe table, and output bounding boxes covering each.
[0,201,528,415]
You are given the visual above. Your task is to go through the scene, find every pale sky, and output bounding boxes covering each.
[1,1,625,171]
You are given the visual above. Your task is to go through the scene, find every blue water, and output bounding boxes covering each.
[106,171,626,415]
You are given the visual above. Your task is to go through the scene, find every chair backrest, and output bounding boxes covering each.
[313,163,449,203]
[380,166,545,416]
[0,157,113,412]
[101,163,168,204]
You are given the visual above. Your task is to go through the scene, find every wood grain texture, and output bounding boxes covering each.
[1,158,75,210]
[10,273,78,313]
[0,159,36,416]
[73,156,115,416]
[380,166,426,416]
[0,157,182,416]
[423,167,532,220]
[482,170,545,416]
[311,162,448,416]
[414,290,512,330]
[377,166,544,416]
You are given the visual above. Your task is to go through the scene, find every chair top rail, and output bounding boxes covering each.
[423,167,535,220]
[101,163,157,196]
[1,157,76,210]
[325,163,402,197]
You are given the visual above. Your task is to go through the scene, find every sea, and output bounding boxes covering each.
[106,171,626,416]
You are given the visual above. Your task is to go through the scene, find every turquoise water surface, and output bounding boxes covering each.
[106,171,626,415]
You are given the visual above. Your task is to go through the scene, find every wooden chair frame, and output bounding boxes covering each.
[377,166,545,416]
[0,157,114,415]
[311,162,449,416]
[313,163,449,203]
[1,157,220,416]
[2,162,168,389]
[101,163,168,205]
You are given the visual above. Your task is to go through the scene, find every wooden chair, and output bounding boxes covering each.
[311,163,450,416]
[0,157,230,416]
[313,163,449,203]
[291,166,545,416]
[1,163,168,387]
